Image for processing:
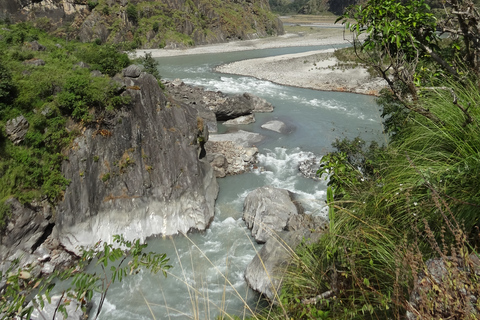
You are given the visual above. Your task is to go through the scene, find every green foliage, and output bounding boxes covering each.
[337,0,436,61]
[0,235,171,320]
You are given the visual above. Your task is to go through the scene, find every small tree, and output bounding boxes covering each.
[141,52,161,80]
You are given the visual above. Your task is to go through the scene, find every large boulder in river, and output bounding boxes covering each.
[246,93,274,113]
[55,70,219,253]
[243,186,302,243]
[209,92,255,120]
[224,114,255,125]
[261,120,287,133]
[245,229,323,301]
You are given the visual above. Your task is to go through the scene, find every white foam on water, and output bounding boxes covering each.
[184,76,282,96]
[254,147,328,215]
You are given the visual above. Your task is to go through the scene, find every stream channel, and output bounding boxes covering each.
[94,45,385,319]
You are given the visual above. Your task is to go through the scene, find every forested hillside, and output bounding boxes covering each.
[0,0,283,48]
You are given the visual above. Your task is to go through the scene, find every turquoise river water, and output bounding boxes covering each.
[93,45,385,319]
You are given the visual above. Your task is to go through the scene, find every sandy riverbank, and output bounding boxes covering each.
[134,26,387,95]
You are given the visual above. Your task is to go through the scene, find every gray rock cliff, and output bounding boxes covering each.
[55,70,219,253]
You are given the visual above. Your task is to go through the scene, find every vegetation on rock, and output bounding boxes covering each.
[0,23,132,229]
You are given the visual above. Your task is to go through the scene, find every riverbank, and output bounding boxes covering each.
[134,25,387,95]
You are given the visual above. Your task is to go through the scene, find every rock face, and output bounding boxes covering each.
[5,115,29,145]
[0,198,53,265]
[0,198,76,279]
[243,186,302,243]
[165,80,274,122]
[55,69,219,253]
[0,0,284,48]
[206,140,258,177]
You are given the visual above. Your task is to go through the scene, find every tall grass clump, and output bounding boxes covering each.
[268,79,480,319]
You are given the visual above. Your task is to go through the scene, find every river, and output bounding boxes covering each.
[94,45,384,319]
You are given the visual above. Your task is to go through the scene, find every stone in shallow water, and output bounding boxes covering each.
[261,120,287,133]
[223,114,255,125]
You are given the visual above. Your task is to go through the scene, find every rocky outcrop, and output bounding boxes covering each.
[5,115,29,145]
[205,140,258,177]
[243,186,303,243]
[0,198,53,265]
[0,198,76,278]
[55,69,219,253]
[243,186,327,299]
[166,80,273,122]
[1,0,283,48]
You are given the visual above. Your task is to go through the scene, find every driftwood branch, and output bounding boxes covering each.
[302,290,335,305]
